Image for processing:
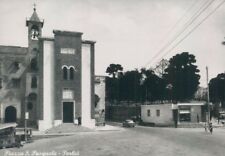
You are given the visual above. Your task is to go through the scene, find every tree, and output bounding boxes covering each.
[119,69,142,102]
[106,64,123,78]
[105,76,118,102]
[164,52,200,101]
[105,64,123,102]
[209,73,225,107]
[141,68,166,102]
[154,59,169,78]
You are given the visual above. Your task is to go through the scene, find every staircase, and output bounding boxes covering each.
[45,123,92,134]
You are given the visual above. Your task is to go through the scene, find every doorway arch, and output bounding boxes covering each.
[5,106,17,123]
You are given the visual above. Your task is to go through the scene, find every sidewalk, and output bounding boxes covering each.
[94,124,123,131]
[211,117,225,128]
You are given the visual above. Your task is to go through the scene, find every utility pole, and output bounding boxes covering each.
[206,66,210,125]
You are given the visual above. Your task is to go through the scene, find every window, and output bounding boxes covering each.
[70,67,74,80]
[156,110,160,117]
[179,108,191,122]
[33,48,38,52]
[62,88,74,99]
[63,67,68,80]
[27,102,33,110]
[147,109,151,117]
[31,76,37,88]
[0,62,2,75]
[0,78,2,89]
[62,66,76,80]
[31,25,39,40]
[30,58,38,71]
[61,48,76,54]
[12,78,20,88]
[28,93,37,101]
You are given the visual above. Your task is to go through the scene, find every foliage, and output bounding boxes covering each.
[119,69,142,101]
[209,73,225,105]
[106,52,201,103]
[106,64,123,78]
[154,59,169,78]
[140,68,167,101]
[164,52,200,101]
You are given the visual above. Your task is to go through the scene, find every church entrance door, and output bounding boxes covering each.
[63,102,74,123]
[5,106,17,123]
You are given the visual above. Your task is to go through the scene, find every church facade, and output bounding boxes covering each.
[0,7,98,131]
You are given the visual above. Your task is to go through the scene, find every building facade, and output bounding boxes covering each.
[141,102,205,126]
[0,7,97,131]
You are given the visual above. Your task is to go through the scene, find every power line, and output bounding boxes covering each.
[163,0,200,36]
[158,0,225,62]
[143,0,216,68]
[151,0,200,53]
[144,0,215,68]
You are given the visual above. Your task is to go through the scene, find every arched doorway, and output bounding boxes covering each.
[5,106,17,123]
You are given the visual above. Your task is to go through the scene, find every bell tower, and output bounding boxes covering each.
[25,4,44,127]
[26,4,44,52]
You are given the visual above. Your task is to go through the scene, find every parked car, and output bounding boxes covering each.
[122,119,135,128]
[0,123,22,149]
[219,114,225,124]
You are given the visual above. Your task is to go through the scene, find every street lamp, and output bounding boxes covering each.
[24,96,29,142]
[206,67,210,126]
[166,83,173,102]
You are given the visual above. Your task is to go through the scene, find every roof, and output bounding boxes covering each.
[39,37,54,41]
[30,10,41,22]
[141,103,172,107]
[141,101,206,107]
[26,9,44,26]
[82,40,96,44]
[53,30,83,37]
[177,102,205,106]
[0,45,28,55]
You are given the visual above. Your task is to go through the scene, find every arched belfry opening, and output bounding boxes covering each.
[31,25,39,40]
[5,106,17,123]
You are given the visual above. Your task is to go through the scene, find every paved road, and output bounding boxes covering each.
[1,126,225,156]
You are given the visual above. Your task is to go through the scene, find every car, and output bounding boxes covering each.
[0,123,23,149]
[122,119,135,128]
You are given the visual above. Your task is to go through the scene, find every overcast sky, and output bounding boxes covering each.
[0,0,225,87]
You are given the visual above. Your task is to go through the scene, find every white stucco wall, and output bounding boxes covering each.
[81,43,95,128]
[38,40,55,131]
[141,104,173,125]
[141,102,205,126]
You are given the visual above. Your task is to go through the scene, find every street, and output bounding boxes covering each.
[1,125,225,156]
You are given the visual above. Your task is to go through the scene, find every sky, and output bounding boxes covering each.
[0,0,225,87]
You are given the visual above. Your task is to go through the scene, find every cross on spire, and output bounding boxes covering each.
[33,3,36,11]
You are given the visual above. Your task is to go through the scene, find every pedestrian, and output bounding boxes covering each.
[209,122,213,134]
[204,123,207,132]
[197,114,199,123]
